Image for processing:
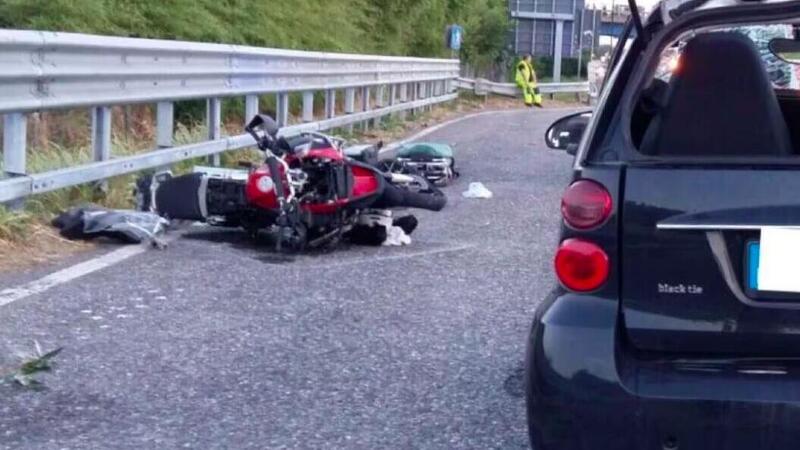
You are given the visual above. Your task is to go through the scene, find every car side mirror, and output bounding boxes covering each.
[545,111,592,152]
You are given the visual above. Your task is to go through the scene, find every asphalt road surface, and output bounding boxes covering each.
[0,108,576,450]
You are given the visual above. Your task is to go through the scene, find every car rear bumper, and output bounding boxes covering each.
[526,290,800,450]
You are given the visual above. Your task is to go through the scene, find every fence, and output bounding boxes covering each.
[0,30,460,203]
[454,77,590,99]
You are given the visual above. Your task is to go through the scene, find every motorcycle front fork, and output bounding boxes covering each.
[274,201,306,252]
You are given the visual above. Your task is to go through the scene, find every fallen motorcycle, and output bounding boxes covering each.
[146,115,446,251]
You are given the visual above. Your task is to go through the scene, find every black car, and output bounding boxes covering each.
[528,1,800,449]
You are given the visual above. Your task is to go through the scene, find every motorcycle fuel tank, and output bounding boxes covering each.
[245,166,284,210]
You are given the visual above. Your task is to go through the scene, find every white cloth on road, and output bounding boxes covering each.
[462,182,493,199]
[383,225,412,246]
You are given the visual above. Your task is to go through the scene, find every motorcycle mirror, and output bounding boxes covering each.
[246,114,280,137]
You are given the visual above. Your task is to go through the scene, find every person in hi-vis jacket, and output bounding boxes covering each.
[515,54,543,107]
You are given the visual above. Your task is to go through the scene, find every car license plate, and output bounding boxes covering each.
[755,227,800,293]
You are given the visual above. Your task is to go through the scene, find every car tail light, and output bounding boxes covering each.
[555,239,609,292]
[561,180,612,230]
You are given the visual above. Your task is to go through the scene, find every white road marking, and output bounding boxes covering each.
[0,244,149,306]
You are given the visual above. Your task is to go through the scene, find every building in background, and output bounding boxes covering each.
[508,1,646,81]
[508,0,601,81]
[600,3,632,38]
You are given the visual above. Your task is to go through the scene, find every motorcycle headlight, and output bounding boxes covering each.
[256,176,274,193]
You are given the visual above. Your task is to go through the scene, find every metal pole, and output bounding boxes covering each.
[344,88,356,133]
[3,113,26,176]
[206,98,221,166]
[155,102,175,175]
[302,91,314,123]
[611,0,616,47]
[90,107,112,193]
[361,86,371,130]
[373,85,385,128]
[578,8,586,81]
[399,84,408,120]
[157,102,174,148]
[91,106,111,163]
[245,95,259,124]
[325,89,336,119]
[276,92,289,127]
[554,20,564,83]
[513,0,521,58]
[590,18,596,58]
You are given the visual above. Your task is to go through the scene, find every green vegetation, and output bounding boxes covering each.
[0,0,509,72]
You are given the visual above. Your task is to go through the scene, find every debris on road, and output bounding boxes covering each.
[52,205,169,247]
[0,342,63,390]
[462,182,493,199]
[345,211,418,246]
[383,225,412,246]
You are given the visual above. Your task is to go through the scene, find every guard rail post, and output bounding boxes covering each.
[373,85,386,129]
[399,84,408,120]
[91,106,112,191]
[325,90,336,120]
[245,95,259,124]
[3,113,26,178]
[301,92,314,123]
[155,102,175,175]
[344,88,356,133]
[388,84,398,123]
[206,98,222,166]
[276,93,289,127]
[360,86,371,131]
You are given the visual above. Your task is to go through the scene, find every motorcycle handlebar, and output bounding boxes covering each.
[245,114,280,153]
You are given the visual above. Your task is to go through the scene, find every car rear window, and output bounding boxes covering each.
[654,24,800,89]
[628,21,800,159]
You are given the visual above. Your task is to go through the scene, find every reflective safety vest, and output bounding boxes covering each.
[515,60,536,88]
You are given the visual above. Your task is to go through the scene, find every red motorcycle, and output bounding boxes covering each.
[149,115,446,250]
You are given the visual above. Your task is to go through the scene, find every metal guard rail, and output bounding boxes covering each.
[0,30,459,112]
[0,30,460,203]
[454,77,590,97]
